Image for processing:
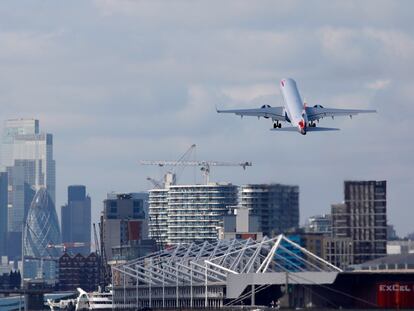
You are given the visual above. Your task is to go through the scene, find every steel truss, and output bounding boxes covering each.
[112,235,341,309]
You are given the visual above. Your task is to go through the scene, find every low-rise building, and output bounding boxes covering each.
[387,240,414,255]
[219,207,263,241]
[305,214,332,234]
[58,252,100,292]
[324,236,354,269]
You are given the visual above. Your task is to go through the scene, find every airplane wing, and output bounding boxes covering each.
[306,106,376,122]
[216,105,286,121]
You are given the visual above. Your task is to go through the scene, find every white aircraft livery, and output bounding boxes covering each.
[217,78,376,135]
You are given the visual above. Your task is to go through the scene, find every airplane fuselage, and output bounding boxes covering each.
[217,77,376,134]
[280,78,309,135]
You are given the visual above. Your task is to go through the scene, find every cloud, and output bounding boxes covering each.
[222,83,280,102]
[366,79,391,90]
[0,31,57,59]
[0,0,413,236]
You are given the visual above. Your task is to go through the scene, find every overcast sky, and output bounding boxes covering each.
[1,0,413,236]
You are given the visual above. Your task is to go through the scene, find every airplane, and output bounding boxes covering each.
[217,78,376,135]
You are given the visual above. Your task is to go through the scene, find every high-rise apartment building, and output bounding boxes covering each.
[239,184,299,237]
[100,193,147,261]
[0,172,7,257]
[331,181,387,264]
[149,183,238,246]
[61,185,91,256]
[148,189,168,248]
[167,184,238,245]
[0,119,55,259]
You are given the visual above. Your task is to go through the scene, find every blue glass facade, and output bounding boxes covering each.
[275,234,305,272]
[61,185,91,255]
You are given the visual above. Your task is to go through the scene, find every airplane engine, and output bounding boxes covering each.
[261,105,271,118]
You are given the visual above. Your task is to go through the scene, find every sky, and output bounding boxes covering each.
[0,0,413,236]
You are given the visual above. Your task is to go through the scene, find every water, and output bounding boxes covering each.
[0,292,74,311]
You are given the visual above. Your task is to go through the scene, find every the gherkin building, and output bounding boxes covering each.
[24,187,61,259]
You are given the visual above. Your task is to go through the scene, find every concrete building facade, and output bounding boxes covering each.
[324,236,354,269]
[332,181,387,265]
[220,206,263,241]
[100,193,148,261]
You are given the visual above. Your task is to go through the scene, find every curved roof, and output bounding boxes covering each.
[24,187,61,258]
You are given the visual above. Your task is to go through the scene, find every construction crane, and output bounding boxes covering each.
[47,242,92,253]
[146,177,163,189]
[93,223,101,256]
[141,159,252,184]
[144,144,196,188]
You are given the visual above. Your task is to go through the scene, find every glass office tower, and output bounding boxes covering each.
[61,185,91,256]
[24,187,61,259]
[0,119,55,259]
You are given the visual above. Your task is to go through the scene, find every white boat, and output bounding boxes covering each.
[46,287,112,310]
[76,287,113,310]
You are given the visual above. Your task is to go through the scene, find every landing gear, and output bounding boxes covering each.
[273,121,282,129]
[308,122,316,127]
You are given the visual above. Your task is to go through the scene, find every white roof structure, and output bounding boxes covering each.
[112,234,341,302]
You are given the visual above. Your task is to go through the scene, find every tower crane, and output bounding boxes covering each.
[146,177,164,189]
[144,144,196,188]
[140,159,252,184]
[46,242,92,253]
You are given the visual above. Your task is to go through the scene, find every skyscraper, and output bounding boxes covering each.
[239,184,299,237]
[24,187,61,258]
[331,180,387,264]
[0,119,55,259]
[23,187,61,280]
[61,185,91,256]
[0,172,7,257]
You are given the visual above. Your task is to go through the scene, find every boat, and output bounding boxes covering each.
[46,287,112,310]
[76,287,113,310]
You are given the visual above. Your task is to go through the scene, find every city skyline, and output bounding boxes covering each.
[0,1,413,237]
